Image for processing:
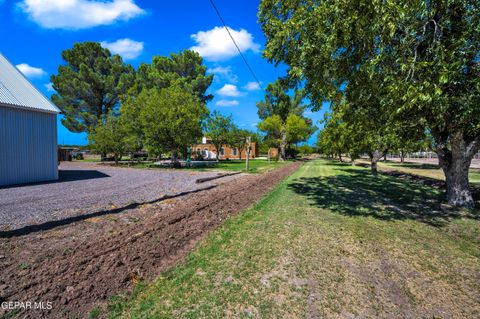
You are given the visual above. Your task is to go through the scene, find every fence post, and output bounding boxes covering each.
[246,136,251,173]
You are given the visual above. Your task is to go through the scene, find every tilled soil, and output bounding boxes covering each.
[0,161,302,318]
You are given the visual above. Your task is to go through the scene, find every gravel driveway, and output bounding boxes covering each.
[0,162,231,231]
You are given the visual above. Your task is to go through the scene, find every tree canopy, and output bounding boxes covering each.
[258,113,314,159]
[257,79,306,121]
[259,0,480,206]
[204,111,235,160]
[286,114,316,145]
[51,42,134,133]
[136,50,214,103]
[88,111,129,164]
[127,86,208,160]
[257,79,311,160]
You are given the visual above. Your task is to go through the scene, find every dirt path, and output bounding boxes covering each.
[0,162,302,318]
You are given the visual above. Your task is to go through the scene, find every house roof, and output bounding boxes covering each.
[0,53,60,114]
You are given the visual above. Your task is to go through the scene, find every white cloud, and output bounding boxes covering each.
[215,99,239,107]
[243,81,261,91]
[208,65,238,83]
[101,38,144,60]
[19,0,145,30]
[16,63,47,78]
[190,26,260,61]
[44,82,54,92]
[216,84,241,97]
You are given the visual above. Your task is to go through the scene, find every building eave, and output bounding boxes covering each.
[0,102,60,115]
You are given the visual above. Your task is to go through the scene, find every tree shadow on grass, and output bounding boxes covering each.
[288,168,479,226]
[381,170,446,189]
[382,160,440,170]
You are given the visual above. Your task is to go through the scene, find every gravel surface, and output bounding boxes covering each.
[0,161,302,318]
[0,162,234,231]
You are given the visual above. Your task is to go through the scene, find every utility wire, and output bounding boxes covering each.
[208,0,263,90]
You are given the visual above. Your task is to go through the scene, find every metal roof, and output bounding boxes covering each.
[0,53,60,114]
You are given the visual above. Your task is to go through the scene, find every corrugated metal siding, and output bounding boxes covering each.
[0,106,58,186]
[0,53,60,114]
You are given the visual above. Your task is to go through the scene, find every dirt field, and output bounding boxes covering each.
[0,162,237,232]
[0,161,302,318]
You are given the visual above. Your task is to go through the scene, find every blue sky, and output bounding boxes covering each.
[0,0,325,145]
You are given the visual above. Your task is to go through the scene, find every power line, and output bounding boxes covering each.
[208,0,263,90]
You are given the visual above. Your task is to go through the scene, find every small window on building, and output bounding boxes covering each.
[220,148,224,156]
[233,148,238,156]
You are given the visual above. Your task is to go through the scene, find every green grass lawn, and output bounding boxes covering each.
[205,159,289,173]
[371,160,480,184]
[75,158,102,163]
[120,159,289,174]
[107,159,479,318]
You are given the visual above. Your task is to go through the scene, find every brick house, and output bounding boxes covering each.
[192,137,259,160]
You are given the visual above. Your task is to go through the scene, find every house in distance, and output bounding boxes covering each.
[192,137,259,160]
[0,53,60,186]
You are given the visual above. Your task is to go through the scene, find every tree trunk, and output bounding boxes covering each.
[371,157,378,175]
[437,132,478,207]
[369,150,383,175]
[442,159,473,207]
[171,150,181,168]
[339,153,343,162]
[400,152,405,163]
[215,144,220,160]
[279,131,287,161]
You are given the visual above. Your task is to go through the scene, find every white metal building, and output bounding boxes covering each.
[0,53,60,186]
